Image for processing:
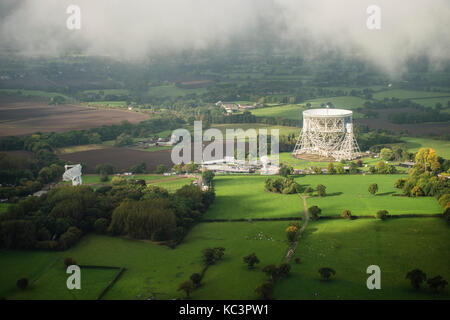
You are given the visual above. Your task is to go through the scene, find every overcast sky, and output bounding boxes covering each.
[0,0,449,74]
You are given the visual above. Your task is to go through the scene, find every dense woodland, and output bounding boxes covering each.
[0,182,215,250]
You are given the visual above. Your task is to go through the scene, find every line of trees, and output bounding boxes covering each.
[0,180,216,250]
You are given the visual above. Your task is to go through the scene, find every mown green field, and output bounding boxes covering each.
[250,104,305,120]
[0,89,73,101]
[82,89,130,96]
[1,221,288,300]
[373,89,450,101]
[250,96,367,120]
[299,175,442,216]
[69,175,194,191]
[86,101,128,108]
[411,97,450,110]
[0,203,9,214]
[276,218,450,300]
[400,137,450,159]
[303,96,367,110]
[150,177,195,192]
[211,123,299,137]
[2,217,448,300]
[275,152,401,172]
[204,175,442,220]
[147,85,207,98]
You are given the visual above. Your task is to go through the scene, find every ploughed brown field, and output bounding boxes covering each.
[355,107,450,136]
[0,98,148,137]
[59,141,247,173]
[60,146,173,173]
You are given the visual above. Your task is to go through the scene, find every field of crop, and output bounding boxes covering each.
[276,218,450,300]
[56,144,108,155]
[303,96,368,110]
[82,89,130,96]
[204,175,442,220]
[86,101,128,108]
[129,145,173,152]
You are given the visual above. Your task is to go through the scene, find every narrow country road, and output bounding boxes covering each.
[285,195,309,263]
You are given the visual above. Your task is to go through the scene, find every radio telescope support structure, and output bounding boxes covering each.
[292,108,361,161]
[63,164,83,186]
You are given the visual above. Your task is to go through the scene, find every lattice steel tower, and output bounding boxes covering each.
[292,108,361,161]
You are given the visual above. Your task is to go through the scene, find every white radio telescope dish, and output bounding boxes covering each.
[63,164,83,186]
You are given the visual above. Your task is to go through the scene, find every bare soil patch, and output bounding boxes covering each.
[355,108,450,136]
[0,98,148,137]
[59,146,173,173]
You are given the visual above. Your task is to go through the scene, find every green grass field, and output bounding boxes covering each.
[276,218,450,300]
[373,89,450,100]
[2,217,448,300]
[0,89,73,101]
[72,175,193,190]
[82,89,130,96]
[0,203,8,214]
[250,104,305,120]
[401,137,450,159]
[250,96,367,120]
[411,97,450,110]
[0,221,288,300]
[150,177,195,192]
[276,152,401,172]
[85,101,128,108]
[204,175,442,220]
[211,123,299,137]
[147,85,207,98]
[303,96,367,110]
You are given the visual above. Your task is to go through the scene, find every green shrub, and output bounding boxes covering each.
[255,282,274,300]
[16,278,28,290]
[64,257,77,267]
[35,240,58,250]
[94,218,109,234]
[376,210,389,220]
[341,210,352,219]
[316,184,326,197]
[265,177,301,194]
[308,205,322,220]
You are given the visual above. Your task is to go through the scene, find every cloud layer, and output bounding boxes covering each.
[0,0,449,74]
